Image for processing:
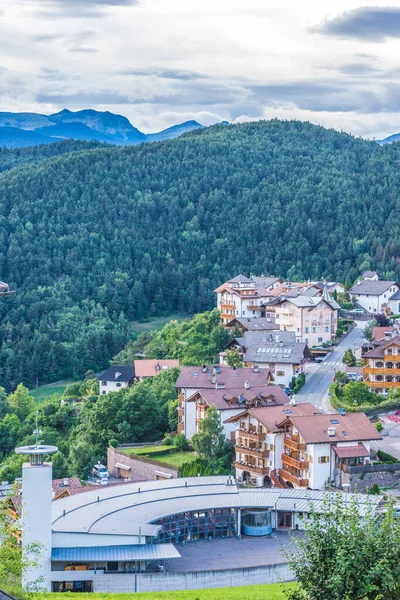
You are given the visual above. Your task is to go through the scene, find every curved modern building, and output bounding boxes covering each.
[18,449,380,594]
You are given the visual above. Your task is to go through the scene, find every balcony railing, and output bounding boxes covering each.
[220,302,235,310]
[234,461,269,476]
[364,367,400,375]
[178,408,184,417]
[364,381,399,388]
[282,453,309,470]
[235,445,269,459]
[177,422,184,433]
[220,312,235,320]
[238,428,266,442]
[284,436,307,451]
[280,469,308,487]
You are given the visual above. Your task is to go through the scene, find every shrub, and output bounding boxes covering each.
[64,381,82,397]
[293,374,306,394]
[377,450,398,464]
[109,439,119,448]
[174,433,189,451]
[375,421,383,432]
[162,434,175,446]
[368,483,380,495]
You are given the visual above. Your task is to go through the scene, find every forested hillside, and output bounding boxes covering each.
[1,119,400,388]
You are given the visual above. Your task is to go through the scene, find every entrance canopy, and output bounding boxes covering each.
[333,443,369,459]
[51,544,180,562]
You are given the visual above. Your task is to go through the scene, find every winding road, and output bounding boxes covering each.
[295,322,366,412]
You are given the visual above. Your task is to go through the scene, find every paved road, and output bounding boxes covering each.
[295,322,366,412]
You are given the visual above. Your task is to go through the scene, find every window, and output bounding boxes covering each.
[330,419,339,424]
[297,327,300,333]
[277,371,285,376]
[376,361,383,368]
[325,327,329,332]
[305,338,309,344]
[102,391,106,395]
[318,456,329,463]
[102,381,107,386]
[270,444,274,452]
[318,337,323,342]
[305,327,309,333]
[342,431,348,436]
[278,512,292,528]
[312,327,316,333]
[116,383,122,388]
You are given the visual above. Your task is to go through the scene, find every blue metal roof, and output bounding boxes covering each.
[51,544,180,562]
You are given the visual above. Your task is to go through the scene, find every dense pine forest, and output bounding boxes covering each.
[1,119,400,389]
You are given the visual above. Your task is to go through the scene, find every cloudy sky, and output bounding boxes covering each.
[1,0,400,137]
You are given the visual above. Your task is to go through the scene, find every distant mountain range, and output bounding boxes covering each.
[0,109,205,148]
[376,133,400,145]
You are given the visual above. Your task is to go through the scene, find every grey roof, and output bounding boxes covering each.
[96,366,135,382]
[349,280,397,296]
[362,271,379,278]
[245,331,296,344]
[279,296,340,310]
[389,289,400,301]
[51,477,381,540]
[227,274,252,283]
[230,317,278,331]
[251,276,281,288]
[244,341,307,365]
[51,544,180,562]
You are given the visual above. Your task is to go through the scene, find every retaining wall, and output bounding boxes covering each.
[93,562,293,593]
[107,446,179,481]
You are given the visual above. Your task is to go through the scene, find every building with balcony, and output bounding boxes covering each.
[175,365,276,438]
[214,275,282,324]
[274,292,340,346]
[226,406,381,489]
[0,280,15,297]
[362,335,400,394]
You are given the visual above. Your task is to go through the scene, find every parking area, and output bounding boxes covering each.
[168,532,296,572]
[373,418,400,461]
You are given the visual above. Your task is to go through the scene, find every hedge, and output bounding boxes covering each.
[377,450,398,464]
[329,384,400,415]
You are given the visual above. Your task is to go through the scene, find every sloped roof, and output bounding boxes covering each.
[224,403,318,432]
[362,271,379,278]
[372,326,393,341]
[134,359,179,377]
[290,413,382,444]
[333,443,369,459]
[187,385,288,410]
[362,335,400,358]
[349,280,397,296]
[244,341,307,365]
[96,366,135,382]
[228,317,278,331]
[175,366,272,389]
[389,289,400,301]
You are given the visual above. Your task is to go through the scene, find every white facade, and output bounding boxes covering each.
[99,379,130,394]
[352,286,399,313]
[22,462,53,591]
[275,298,338,346]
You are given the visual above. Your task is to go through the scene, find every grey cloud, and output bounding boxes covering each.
[32,33,62,42]
[68,46,99,53]
[120,67,207,81]
[314,7,400,42]
[337,63,381,75]
[31,0,140,18]
[36,91,133,105]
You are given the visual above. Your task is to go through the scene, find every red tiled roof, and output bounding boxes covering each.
[333,443,370,459]
[224,402,318,432]
[134,359,180,378]
[187,385,288,411]
[175,366,272,389]
[290,413,382,444]
[372,327,394,341]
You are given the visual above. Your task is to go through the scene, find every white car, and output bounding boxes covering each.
[92,463,109,480]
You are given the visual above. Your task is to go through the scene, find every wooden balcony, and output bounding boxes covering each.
[220,302,235,310]
[364,380,400,389]
[236,445,269,459]
[177,422,184,433]
[220,312,235,320]
[234,461,269,476]
[364,367,400,376]
[284,436,306,451]
[280,469,308,487]
[282,453,309,470]
[178,393,185,402]
[384,354,400,361]
[178,408,184,417]
[238,428,266,442]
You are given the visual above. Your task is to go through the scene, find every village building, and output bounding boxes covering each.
[134,359,180,380]
[175,365,275,438]
[225,316,278,333]
[274,292,339,346]
[362,334,400,394]
[215,274,282,324]
[226,406,381,489]
[96,366,135,394]
[348,278,399,314]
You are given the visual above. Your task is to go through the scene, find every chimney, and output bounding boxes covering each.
[212,366,217,375]
[202,364,208,373]
[63,478,69,486]
[156,362,161,371]
[327,426,336,437]
[384,331,392,340]
[211,375,216,384]
[253,365,259,373]
[244,381,250,390]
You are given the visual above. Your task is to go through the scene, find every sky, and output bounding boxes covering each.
[1,0,400,138]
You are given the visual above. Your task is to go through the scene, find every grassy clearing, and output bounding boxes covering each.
[30,380,75,403]
[130,314,186,334]
[126,446,196,468]
[35,582,294,600]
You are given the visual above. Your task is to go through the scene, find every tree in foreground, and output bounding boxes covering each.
[283,494,400,600]
[191,405,232,474]
[342,348,357,366]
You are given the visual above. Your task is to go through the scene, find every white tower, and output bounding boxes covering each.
[15,413,57,592]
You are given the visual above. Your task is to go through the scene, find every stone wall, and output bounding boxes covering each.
[107,447,179,482]
[93,562,293,593]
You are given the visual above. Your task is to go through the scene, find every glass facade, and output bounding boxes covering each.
[153,508,237,543]
[242,510,272,536]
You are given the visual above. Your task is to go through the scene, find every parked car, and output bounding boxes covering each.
[92,463,109,480]
[347,373,363,382]
[352,309,364,313]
